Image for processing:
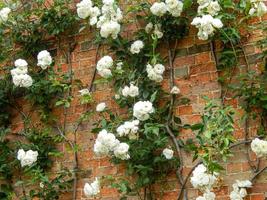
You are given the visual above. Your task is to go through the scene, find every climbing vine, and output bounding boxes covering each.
[0,0,267,200]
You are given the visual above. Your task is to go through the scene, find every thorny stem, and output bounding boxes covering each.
[166,40,188,200]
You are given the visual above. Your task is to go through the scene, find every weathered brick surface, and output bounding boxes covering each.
[9,7,267,200]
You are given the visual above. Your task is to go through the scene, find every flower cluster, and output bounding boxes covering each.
[251,138,267,157]
[0,7,11,23]
[116,120,139,140]
[37,50,52,70]
[96,55,113,78]
[248,0,267,16]
[162,148,174,159]
[191,14,223,40]
[150,0,183,17]
[122,83,139,98]
[76,0,100,25]
[196,190,216,200]
[145,23,164,38]
[190,164,218,191]
[130,40,144,54]
[230,180,252,200]
[93,129,130,160]
[17,149,38,167]
[146,63,165,82]
[11,59,33,88]
[191,0,223,40]
[133,101,154,121]
[84,178,100,197]
[77,0,122,39]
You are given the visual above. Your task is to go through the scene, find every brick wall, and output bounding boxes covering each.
[10,7,267,200]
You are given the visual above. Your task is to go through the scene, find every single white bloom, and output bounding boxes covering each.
[122,83,139,98]
[150,2,167,16]
[97,56,113,78]
[145,22,153,33]
[163,148,174,159]
[0,7,11,22]
[113,142,130,160]
[130,40,144,54]
[133,101,154,121]
[77,0,93,19]
[96,102,106,112]
[171,86,181,94]
[100,20,121,39]
[84,178,100,197]
[37,50,52,69]
[15,59,28,69]
[79,88,90,96]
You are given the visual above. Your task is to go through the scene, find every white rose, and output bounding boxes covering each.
[171,86,181,94]
[79,88,90,96]
[150,2,167,16]
[96,102,106,112]
[0,7,11,22]
[15,59,28,69]
[114,143,130,160]
[212,18,223,28]
[77,0,93,19]
[153,23,164,38]
[145,22,153,33]
[100,21,121,39]
[17,149,38,167]
[84,178,100,197]
[133,101,154,121]
[37,50,52,69]
[130,40,144,54]
[162,148,174,159]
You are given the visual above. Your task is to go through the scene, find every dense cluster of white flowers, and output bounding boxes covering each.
[146,63,165,82]
[130,40,144,54]
[17,149,38,167]
[11,59,33,88]
[191,0,223,40]
[249,0,267,16]
[191,14,223,40]
[96,55,113,78]
[77,0,122,39]
[197,0,221,16]
[37,50,52,70]
[84,178,100,197]
[94,129,130,160]
[162,148,174,159]
[79,88,90,96]
[230,180,252,200]
[145,23,164,38]
[117,120,139,140]
[190,164,218,191]
[133,101,154,121]
[251,138,267,157]
[96,102,106,112]
[77,0,100,25]
[122,83,139,98]
[0,7,11,23]
[196,190,216,200]
[150,0,183,17]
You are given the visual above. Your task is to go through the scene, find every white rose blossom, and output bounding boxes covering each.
[77,0,100,25]
[17,149,38,167]
[79,88,90,96]
[130,40,144,54]
[150,2,168,16]
[146,63,165,82]
[251,138,267,157]
[113,143,130,160]
[96,102,106,112]
[190,164,218,191]
[171,86,181,94]
[37,50,52,70]
[116,120,139,140]
[11,59,33,88]
[162,148,174,159]
[230,180,252,200]
[165,0,183,17]
[122,83,139,98]
[0,7,11,22]
[133,101,154,121]
[84,178,100,197]
[96,55,113,78]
